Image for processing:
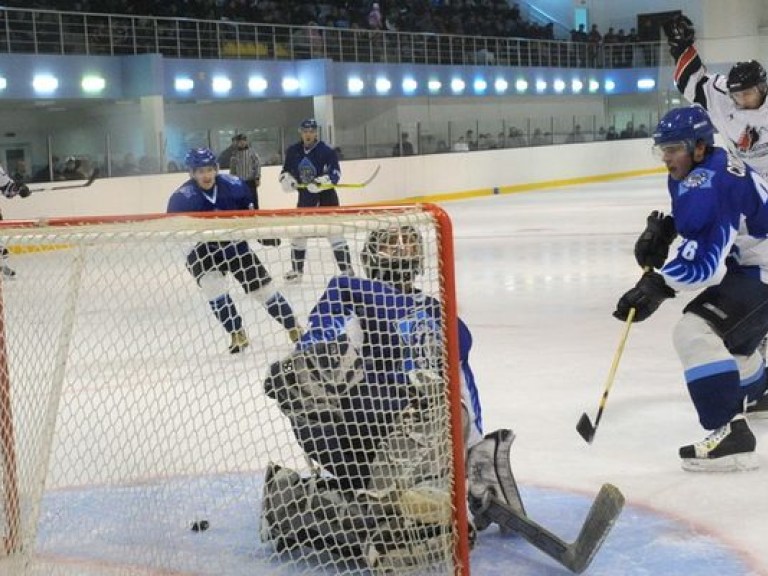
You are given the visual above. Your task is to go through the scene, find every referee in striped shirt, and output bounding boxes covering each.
[229,133,261,208]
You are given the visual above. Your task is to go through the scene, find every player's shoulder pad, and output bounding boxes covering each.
[217,172,242,186]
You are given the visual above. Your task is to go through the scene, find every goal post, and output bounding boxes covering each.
[0,204,470,575]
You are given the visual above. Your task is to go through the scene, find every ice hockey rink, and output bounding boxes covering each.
[12,171,768,576]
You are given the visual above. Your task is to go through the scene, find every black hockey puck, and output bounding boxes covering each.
[191,520,209,532]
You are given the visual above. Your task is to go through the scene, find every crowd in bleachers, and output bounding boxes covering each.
[7,1,555,40]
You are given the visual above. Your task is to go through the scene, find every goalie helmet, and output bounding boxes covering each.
[361,225,424,290]
[184,148,218,170]
[653,106,715,153]
[727,60,767,93]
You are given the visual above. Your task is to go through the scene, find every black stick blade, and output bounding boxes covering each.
[576,413,596,444]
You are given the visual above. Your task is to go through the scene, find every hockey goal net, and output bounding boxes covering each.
[0,204,469,576]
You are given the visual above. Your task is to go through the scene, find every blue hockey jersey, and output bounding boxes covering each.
[282,140,341,186]
[166,173,254,213]
[661,147,768,291]
[299,275,483,439]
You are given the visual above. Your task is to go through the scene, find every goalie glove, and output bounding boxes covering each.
[634,210,677,270]
[264,336,364,425]
[307,174,332,193]
[662,14,695,60]
[613,271,675,323]
[279,171,298,193]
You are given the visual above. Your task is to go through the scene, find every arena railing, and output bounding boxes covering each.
[0,6,666,68]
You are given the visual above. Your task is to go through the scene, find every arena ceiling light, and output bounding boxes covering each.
[347,77,364,94]
[553,79,566,93]
[637,78,656,90]
[81,75,106,94]
[428,79,442,93]
[571,79,583,93]
[495,78,509,93]
[604,79,616,92]
[375,77,391,94]
[248,77,268,93]
[588,79,600,93]
[32,74,58,94]
[174,77,194,92]
[211,76,232,94]
[450,78,465,93]
[473,79,487,93]
[282,77,300,92]
[514,79,527,93]
[535,80,547,93]
[402,77,418,93]
[0,77,7,90]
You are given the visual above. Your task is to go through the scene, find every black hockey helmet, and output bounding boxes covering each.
[361,225,423,290]
[726,60,767,92]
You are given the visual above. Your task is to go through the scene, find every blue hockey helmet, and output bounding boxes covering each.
[299,118,318,131]
[184,148,218,170]
[652,106,715,153]
[361,225,424,290]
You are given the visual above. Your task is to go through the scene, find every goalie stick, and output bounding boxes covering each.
[28,168,100,194]
[472,483,625,574]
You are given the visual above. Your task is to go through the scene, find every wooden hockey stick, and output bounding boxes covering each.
[576,306,636,444]
[28,168,100,194]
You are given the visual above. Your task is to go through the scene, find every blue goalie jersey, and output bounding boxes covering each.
[299,275,483,440]
[661,148,768,291]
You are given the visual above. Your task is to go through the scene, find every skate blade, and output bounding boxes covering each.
[681,452,759,473]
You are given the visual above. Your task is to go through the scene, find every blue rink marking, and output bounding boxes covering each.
[35,476,754,575]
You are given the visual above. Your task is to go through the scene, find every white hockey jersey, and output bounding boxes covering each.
[674,45,768,179]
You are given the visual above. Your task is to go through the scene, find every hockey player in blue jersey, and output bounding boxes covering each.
[167,148,301,353]
[614,106,768,472]
[278,118,354,283]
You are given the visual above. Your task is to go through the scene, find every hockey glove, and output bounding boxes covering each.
[662,14,695,60]
[306,174,332,193]
[613,271,675,322]
[279,171,298,193]
[634,210,677,270]
[1,182,28,199]
[18,184,30,198]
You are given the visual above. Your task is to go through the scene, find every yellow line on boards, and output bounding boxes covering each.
[365,166,666,206]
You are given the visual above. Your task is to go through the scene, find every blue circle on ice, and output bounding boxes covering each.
[470,486,756,575]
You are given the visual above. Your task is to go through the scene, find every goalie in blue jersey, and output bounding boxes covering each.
[614,106,768,472]
[260,224,522,570]
[167,148,301,353]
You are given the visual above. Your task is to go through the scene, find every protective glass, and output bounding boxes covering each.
[652,141,690,159]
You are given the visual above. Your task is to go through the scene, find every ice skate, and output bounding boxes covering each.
[283,270,303,284]
[746,390,768,420]
[679,415,758,472]
[228,329,249,354]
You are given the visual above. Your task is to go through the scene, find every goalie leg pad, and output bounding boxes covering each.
[467,429,525,531]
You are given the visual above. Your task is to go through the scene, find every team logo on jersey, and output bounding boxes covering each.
[298,157,317,184]
[735,125,760,152]
[681,169,713,191]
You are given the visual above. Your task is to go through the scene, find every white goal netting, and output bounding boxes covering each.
[0,206,468,576]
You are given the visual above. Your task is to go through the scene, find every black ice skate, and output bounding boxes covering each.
[679,415,758,472]
[746,390,768,420]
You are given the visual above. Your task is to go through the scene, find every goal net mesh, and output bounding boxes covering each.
[0,207,466,576]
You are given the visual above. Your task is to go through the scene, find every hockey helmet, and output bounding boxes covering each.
[726,60,767,92]
[652,106,715,153]
[361,225,424,289]
[299,118,318,131]
[184,148,218,170]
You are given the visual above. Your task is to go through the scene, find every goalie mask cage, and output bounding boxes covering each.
[0,204,470,576]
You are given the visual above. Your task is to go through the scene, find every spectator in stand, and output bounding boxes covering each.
[217,136,238,170]
[587,24,602,68]
[625,27,639,67]
[620,121,635,139]
[605,126,619,140]
[603,27,619,67]
[570,23,588,67]
[531,128,549,147]
[62,157,86,180]
[565,124,586,144]
[31,156,62,182]
[368,2,383,30]
[392,132,414,156]
[634,124,650,138]
[11,160,29,183]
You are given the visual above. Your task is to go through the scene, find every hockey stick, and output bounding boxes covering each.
[576,305,636,444]
[299,165,381,191]
[28,168,100,193]
[475,484,625,574]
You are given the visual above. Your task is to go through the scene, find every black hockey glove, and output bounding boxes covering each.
[613,271,675,322]
[634,210,677,270]
[662,14,695,60]
[18,184,30,198]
